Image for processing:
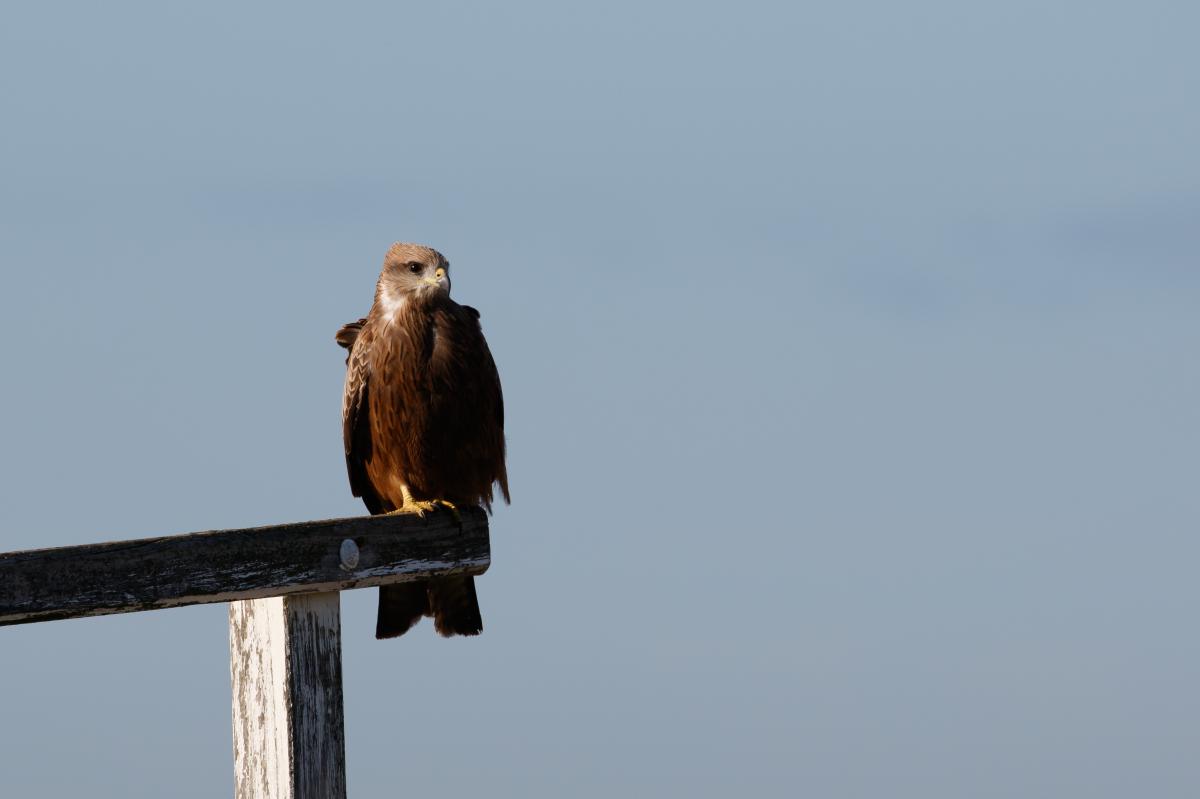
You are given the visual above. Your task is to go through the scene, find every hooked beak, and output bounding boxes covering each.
[422,267,450,292]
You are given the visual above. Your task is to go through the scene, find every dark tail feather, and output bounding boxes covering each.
[429,576,483,637]
[376,582,430,640]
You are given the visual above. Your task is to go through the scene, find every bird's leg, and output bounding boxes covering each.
[388,485,461,522]
[388,484,438,516]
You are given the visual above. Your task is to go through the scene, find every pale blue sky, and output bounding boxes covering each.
[1,2,1198,796]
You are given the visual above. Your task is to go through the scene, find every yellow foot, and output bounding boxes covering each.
[387,498,460,522]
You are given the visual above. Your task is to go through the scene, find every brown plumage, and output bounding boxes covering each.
[338,243,508,638]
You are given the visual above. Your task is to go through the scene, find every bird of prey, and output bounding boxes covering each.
[336,243,509,638]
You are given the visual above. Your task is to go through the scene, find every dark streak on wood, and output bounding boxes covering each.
[0,508,489,626]
[286,595,346,799]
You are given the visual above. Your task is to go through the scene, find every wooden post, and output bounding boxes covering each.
[230,593,347,799]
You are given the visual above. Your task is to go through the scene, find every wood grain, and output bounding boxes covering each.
[0,508,489,626]
[230,593,346,799]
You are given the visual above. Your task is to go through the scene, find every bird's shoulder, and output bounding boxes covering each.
[335,316,369,350]
[435,299,484,331]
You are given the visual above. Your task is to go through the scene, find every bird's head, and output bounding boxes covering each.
[377,243,451,307]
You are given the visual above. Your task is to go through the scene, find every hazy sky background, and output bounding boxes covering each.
[1,1,1197,796]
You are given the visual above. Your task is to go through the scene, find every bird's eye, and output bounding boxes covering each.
[407,262,423,274]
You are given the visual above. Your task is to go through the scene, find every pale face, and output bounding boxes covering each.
[376,243,451,314]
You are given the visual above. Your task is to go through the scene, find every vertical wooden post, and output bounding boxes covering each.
[229,593,347,799]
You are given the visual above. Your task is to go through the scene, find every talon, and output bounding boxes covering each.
[434,499,461,523]
[386,500,439,517]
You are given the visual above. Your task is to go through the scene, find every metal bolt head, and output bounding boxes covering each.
[339,538,360,571]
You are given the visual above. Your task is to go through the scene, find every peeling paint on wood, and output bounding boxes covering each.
[230,593,346,799]
[0,508,489,626]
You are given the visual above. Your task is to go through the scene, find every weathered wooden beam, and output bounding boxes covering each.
[0,508,489,626]
[230,593,346,799]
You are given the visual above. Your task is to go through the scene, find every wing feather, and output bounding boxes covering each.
[335,317,367,358]
[339,319,387,513]
[458,304,509,505]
